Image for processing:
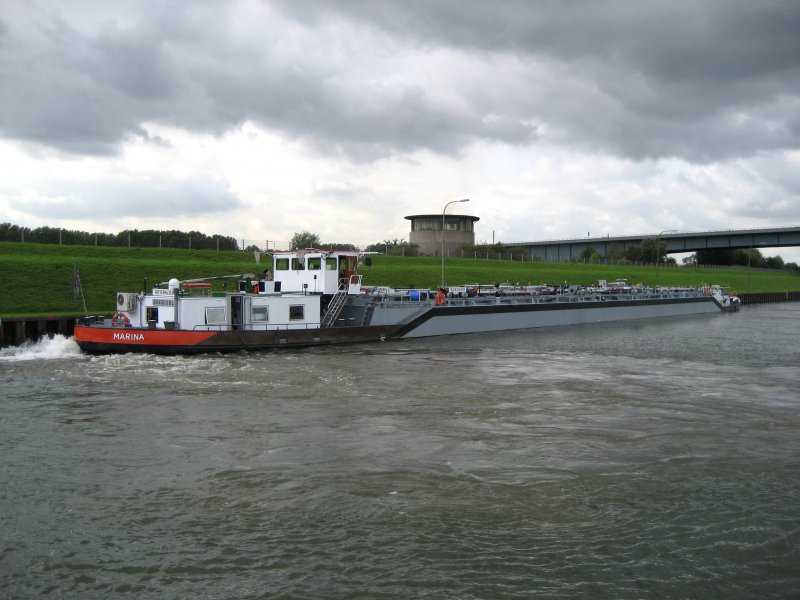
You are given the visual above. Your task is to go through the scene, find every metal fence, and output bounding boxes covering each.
[1,228,239,251]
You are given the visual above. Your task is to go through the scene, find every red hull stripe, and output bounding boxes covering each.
[74,326,217,346]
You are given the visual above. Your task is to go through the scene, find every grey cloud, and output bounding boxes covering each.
[14,176,242,220]
[1,0,798,163]
[730,155,800,221]
[288,0,800,83]
[274,0,800,161]
[0,8,179,154]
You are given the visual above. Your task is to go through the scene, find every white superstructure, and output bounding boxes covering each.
[271,249,362,294]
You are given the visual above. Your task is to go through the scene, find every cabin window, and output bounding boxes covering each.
[291,258,305,270]
[146,307,158,322]
[275,258,289,271]
[326,257,337,270]
[252,306,269,323]
[205,307,226,325]
[289,305,305,321]
[307,257,321,270]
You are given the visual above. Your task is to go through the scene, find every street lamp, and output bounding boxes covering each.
[441,198,470,288]
[654,229,677,294]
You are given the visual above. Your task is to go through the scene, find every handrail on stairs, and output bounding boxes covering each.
[321,286,348,328]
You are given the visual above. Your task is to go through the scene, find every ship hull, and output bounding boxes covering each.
[73,324,402,354]
[393,296,721,338]
[74,295,725,354]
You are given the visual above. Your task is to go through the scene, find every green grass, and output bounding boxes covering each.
[0,242,256,316]
[1,242,798,316]
[359,255,800,294]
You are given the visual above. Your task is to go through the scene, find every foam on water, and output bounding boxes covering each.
[0,334,83,362]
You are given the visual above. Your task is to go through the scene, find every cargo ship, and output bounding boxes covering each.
[73,249,739,354]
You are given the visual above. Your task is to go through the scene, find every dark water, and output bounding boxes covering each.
[2,305,799,599]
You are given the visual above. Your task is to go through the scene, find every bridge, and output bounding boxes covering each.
[508,226,800,262]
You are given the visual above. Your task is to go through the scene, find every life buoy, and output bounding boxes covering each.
[435,290,445,306]
[111,312,131,327]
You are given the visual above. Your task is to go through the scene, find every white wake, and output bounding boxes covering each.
[0,334,83,362]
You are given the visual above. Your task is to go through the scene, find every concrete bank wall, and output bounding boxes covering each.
[0,316,82,348]
[738,291,800,305]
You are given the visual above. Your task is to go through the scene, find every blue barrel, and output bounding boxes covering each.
[409,290,421,301]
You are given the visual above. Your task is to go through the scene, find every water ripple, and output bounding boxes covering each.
[1,304,799,598]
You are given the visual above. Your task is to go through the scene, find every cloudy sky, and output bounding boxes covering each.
[1,0,799,258]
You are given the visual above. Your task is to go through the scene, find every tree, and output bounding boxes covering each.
[628,237,680,263]
[764,255,784,269]
[696,248,764,267]
[366,239,419,256]
[740,248,765,267]
[606,243,626,261]
[639,237,665,262]
[579,246,598,262]
[625,245,643,262]
[291,231,321,250]
[0,222,240,249]
[323,242,359,251]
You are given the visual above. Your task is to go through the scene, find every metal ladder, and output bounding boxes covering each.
[321,286,348,328]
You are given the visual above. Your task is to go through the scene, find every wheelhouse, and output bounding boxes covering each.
[271,249,361,295]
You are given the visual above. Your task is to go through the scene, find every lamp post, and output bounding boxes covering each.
[654,229,677,294]
[441,198,470,288]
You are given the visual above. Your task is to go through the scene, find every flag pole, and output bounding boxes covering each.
[74,261,88,316]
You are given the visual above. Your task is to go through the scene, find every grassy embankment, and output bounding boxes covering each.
[1,242,798,316]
